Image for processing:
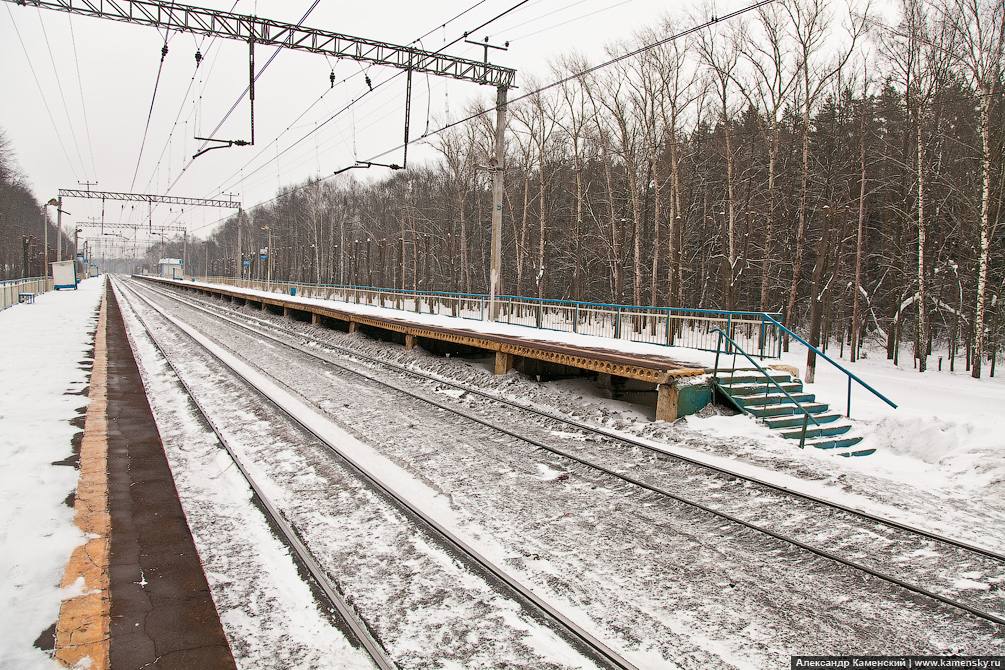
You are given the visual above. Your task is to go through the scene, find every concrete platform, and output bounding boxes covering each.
[146,277,711,422]
[55,281,235,669]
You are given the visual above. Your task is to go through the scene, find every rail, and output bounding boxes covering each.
[193,275,785,357]
[1,276,52,311]
[763,315,897,417]
[712,328,820,448]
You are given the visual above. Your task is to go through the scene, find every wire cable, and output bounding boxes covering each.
[5,3,80,182]
[202,0,533,204]
[66,12,99,180]
[364,0,777,165]
[131,40,171,191]
[36,8,90,180]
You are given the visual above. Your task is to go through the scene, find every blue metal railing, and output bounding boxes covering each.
[762,315,896,417]
[712,328,820,448]
[198,275,785,358]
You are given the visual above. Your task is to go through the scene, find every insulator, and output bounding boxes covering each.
[195,49,202,66]
[161,43,168,61]
[330,70,335,88]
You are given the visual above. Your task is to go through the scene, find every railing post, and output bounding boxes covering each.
[615,307,622,339]
[574,304,579,333]
[726,313,732,353]
[537,299,543,328]
[798,413,810,448]
[847,377,852,418]
[508,297,512,324]
[713,331,722,377]
[666,309,671,346]
[759,314,766,359]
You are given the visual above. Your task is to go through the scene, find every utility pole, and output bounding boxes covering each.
[490,85,508,320]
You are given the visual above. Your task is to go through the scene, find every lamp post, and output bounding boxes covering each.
[202,241,209,282]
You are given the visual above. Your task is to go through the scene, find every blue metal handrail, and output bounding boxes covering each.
[762,315,897,417]
[712,328,820,447]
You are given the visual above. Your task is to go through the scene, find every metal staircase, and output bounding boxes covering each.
[713,369,875,456]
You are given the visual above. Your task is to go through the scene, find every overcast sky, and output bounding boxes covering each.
[1,0,757,249]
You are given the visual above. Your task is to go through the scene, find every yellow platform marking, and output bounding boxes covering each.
[54,292,110,669]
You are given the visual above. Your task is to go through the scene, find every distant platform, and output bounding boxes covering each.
[143,277,710,422]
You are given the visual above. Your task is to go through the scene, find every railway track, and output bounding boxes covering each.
[116,277,642,670]
[133,278,1005,634]
[121,277,1000,658]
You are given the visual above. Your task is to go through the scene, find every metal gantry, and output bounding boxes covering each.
[57,188,241,209]
[15,0,514,318]
[8,0,517,88]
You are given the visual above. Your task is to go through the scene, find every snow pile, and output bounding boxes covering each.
[0,277,103,669]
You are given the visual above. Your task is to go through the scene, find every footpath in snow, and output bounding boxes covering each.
[0,277,103,669]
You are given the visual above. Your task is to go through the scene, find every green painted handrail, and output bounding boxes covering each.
[762,315,897,416]
[712,328,821,446]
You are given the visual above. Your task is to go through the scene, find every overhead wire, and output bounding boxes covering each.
[5,3,80,182]
[130,38,172,191]
[164,0,501,221]
[363,0,777,166]
[139,1,243,197]
[197,0,534,206]
[166,0,322,194]
[66,12,99,181]
[175,0,535,234]
[35,8,90,181]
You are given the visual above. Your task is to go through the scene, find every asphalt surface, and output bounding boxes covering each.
[104,284,236,669]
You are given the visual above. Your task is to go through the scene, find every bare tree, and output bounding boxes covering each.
[936,0,1005,377]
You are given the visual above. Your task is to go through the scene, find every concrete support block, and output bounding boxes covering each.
[348,321,358,334]
[655,382,680,423]
[311,312,321,325]
[597,372,613,390]
[283,306,291,317]
[260,302,267,311]
[405,334,416,351]
[494,351,513,375]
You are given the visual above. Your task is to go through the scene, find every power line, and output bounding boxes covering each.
[4,3,80,182]
[35,8,90,180]
[139,0,243,196]
[66,12,98,180]
[198,0,534,205]
[364,0,777,167]
[130,39,171,191]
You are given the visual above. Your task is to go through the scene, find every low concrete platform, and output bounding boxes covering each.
[146,277,711,421]
[55,282,235,669]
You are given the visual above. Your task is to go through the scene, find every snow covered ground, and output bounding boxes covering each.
[3,275,1003,668]
[0,277,103,669]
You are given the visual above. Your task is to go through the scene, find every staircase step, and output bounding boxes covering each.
[747,402,828,418]
[763,412,842,429]
[717,381,803,397]
[716,371,792,386]
[779,422,852,440]
[836,447,877,457]
[803,435,864,451]
[734,392,816,408]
